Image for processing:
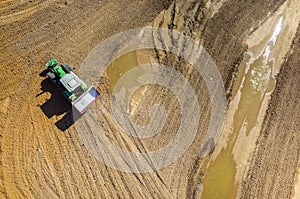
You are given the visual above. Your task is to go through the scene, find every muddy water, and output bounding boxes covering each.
[201,17,283,199]
[106,51,139,92]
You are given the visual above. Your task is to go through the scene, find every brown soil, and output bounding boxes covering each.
[0,0,298,198]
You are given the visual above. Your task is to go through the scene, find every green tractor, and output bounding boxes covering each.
[46,58,100,114]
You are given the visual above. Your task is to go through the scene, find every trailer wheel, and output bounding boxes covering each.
[61,63,72,73]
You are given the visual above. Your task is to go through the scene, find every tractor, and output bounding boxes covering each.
[45,58,100,114]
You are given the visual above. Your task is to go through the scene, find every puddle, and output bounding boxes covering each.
[233,16,283,136]
[105,51,139,92]
[201,16,283,199]
[233,55,274,136]
[201,138,238,199]
[105,50,152,114]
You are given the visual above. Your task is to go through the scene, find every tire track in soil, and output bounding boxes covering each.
[0,0,58,25]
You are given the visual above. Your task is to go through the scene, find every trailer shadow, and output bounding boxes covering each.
[38,70,81,131]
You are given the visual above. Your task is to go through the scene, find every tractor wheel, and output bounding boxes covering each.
[61,63,72,73]
[47,71,56,83]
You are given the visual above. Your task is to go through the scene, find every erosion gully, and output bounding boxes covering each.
[200,16,284,199]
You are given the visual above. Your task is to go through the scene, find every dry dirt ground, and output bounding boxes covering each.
[0,0,299,198]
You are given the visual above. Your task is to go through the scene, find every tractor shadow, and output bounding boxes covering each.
[38,70,81,131]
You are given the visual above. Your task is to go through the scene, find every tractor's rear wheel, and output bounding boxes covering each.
[47,71,56,83]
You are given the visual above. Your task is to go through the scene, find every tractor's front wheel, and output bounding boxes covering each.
[61,63,72,73]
